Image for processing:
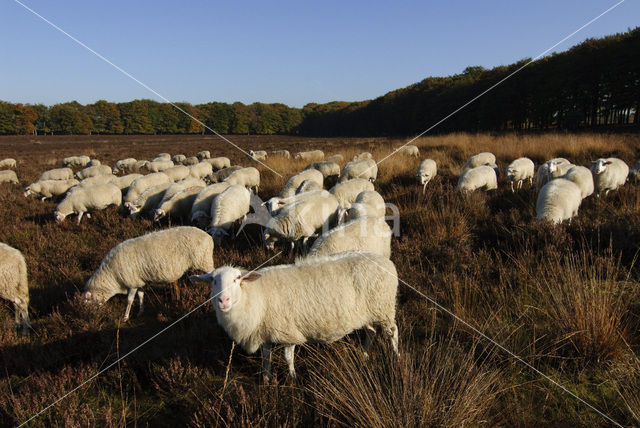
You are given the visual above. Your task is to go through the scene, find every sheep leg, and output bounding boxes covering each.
[76,211,84,225]
[262,344,272,383]
[284,345,296,379]
[137,290,145,316]
[173,281,181,301]
[422,182,427,194]
[386,323,399,356]
[123,288,137,322]
[510,181,514,193]
[363,324,376,359]
[40,196,46,202]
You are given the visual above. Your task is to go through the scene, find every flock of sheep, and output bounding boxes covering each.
[0,142,636,379]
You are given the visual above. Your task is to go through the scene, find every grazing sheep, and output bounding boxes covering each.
[280,169,324,198]
[338,159,378,183]
[160,178,207,206]
[124,172,171,204]
[126,182,172,218]
[24,179,79,200]
[153,187,202,222]
[84,227,214,321]
[0,243,30,330]
[156,153,171,161]
[354,152,373,161]
[0,158,17,169]
[330,178,375,209]
[629,160,640,183]
[208,185,252,242]
[108,174,143,193]
[590,157,629,197]
[133,160,149,172]
[296,179,323,194]
[249,150,268,161]
[183,156,199,166]
[563,166,594,199]
[191,250,398,379]
[87,159,101,167]
[416,159,437,194]
[77,174,117,188]
[163,165,191,182]
[55,183,122,224]
[344,190,386,221]
[190,182,231,227]
[76,164,112,180]
[272,150,291,159]
[457,165,498,193]
[327,154,344,163]
[196,150,211,160]
[38,167,74,182]
[0,170,19,184]
[309,217,391,258]
[505,157,535,192]
[536,158,570,191]
[263,190,328,217]
[172,154,187,164]
[143,159,175,173]
[189,162,214,180]
[208,165,242,183]
[294,150,324,162]
[223,167,260,193]
[304,161,340,180]
[62,155,90,168]
[202,157,231,171]
[536,178,582,224]
[393,145,419,157]
[113,158,138,174]
[462,152,496,172]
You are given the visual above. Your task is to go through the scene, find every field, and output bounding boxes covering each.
[1,132,640,427]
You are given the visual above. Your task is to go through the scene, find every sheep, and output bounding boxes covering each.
[304,161,340,180]
[76,164,112,180]
[308,217,391,259]
[189,162,213,180]
[0,243,30,330]
[0,170,20,184]
[249,150,267,161]
[84,226,214,321]
[163,165,191,182]
[183,156,200,166]
[294,150,324,162]
[296,179,323,194]
[536,158,570,191]
[344,190,386,222]
[55,183,122,224]
[327,154,344,163]
[548,161,575,180]
[156,153,171,161]
[87,159,101,167]
[272,150,291,159]
[153,187,202,222]
[394,145,419,157]
[202,157,231,171]
[126,182,172,218]
[505,157,535,192]
[338,159,378,183]
[280,169,324,198]
[0,158,17,169]
[416,159,437,194]
[108,174,143,193]
[563,166,594,199]
[160,178,207,206]
[354,152,373,161]
[457,165,498,193]
[77,173,117,188]
[590,157,629,197]
[207,185,252,242]
[141,159,175,173]
[629,160,640,184]
[536,178,582,224]
[264,191,339,254]
[124,172,170,204]
[38,167,74,182]
[172,154,187,164]
[62,155,90,168]
[191,250,398,380]
[263,190,328,217]
[113,158,137,174]
[190,182,231,227]
[223,167,260,193]
[208,165,242,183]
[24,179,79,200]
[462,152,496,172]
[330,178,375,209]
[133,160,149,172]
[196,150,211,160]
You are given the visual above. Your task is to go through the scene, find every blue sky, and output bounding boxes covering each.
[1,1,638,107]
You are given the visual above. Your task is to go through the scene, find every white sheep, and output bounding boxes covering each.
[249,150,268,161]
[124,172,171,204]
[590,158,629,197]
[196,150,211,160]
[457,165,498,193]
[108,174,143,193]
[172,154,187,164]
[141,159,174,173]
[76,164,112,180]
[296,179,323,194]
[338,159,378,183]
[190,182,231,227]
[416,159,437,194]
[155,153,171,161]
[113,158,137,174]
[330,178,375,209]
[189,162,213,180]
[159,178,207,206]
[183,156,199,166]
[263,190,327,217]
[62,155,90,168]
[24,179,79,200]
[127,182,172,218]
[208,185,251,242]
[55,183,122,224]
[536,158,570,191]
[462,152,496,172]
[38,167,74,182]
[308,217,391,258]
[208,165,242,183]
[223,167,260,193]
[536,178,582,224]
[84,227,214,321]
[629,160,640,184]
[563,166,594,199]
[0,170,19,184]
[163,165,191,182]
[294,150,324,162]
[87,159,101,167]
[191,250,398,379]
[548,161,575,180]
[153,187,202,222]
[0,158,17,169]
[0,243,30,330]
[505,157,535,192]
[202,157,231,170]
[272,150,290,159]
[133,160,149,172]
[304,161,340,180]
[280,169,324,198]
[327,154,344,163]
[344,190,386,222]
[77,173,117,188]
[393,145,419,157]
[354,152,373,161]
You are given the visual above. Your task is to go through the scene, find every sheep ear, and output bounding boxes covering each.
[605,161,612,165]
[189,273,213,284]
[241,271,261,282]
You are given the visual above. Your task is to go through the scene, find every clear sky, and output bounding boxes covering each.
[0,0,638,108]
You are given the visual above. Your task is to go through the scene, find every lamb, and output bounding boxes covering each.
[327,154,344,163]
[629,160,640,184]
[263,190,328,217]
[536,158,570,191]
[76,164,112,180]
[84,227,214,321]
[207,185,251,242]
[163,165,191,182]
[590,157,629,197]
[77,173,117,188]
[338,159,378,183]
[249,150,268,161]
[190,183,232,227]
[126,182,172,218]
[304,161,340,180]
[393,145,419,157]
[294,150,324,162]
[462,152,496,172]
[272,150,290,159]
[191,250,398,380]
[196,150,211,160]
[0,243,30,330]
[208,165,242,183]
[153,187,202,222]
[416,159,437,194]
[172,154,187,164]
[330,178,375,209]
[280,169,324,198]
[55,183,122,224]
[563,166,594,199]
[124,172,170,204]
[505,157,535,192]
[296,179,323,194]
[141,159,174,173]
[62,155,90,168]
[24,179,79,200]
[202,157,231,170]
[0,170,20,184]
[223,167,260,193]
[354,152,373,161]
[457,165,498,192]
[0,158,17,169]
[536,178,582,224]
[188,162,213,180]
[113,158,137,174]
[38,167,74,182]
[183,156,200,166]
[308,217,392,259]
[343,190,386,222]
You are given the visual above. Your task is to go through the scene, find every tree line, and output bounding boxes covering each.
[1,27,638,137]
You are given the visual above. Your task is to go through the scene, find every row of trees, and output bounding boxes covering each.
[1,27,638,136]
